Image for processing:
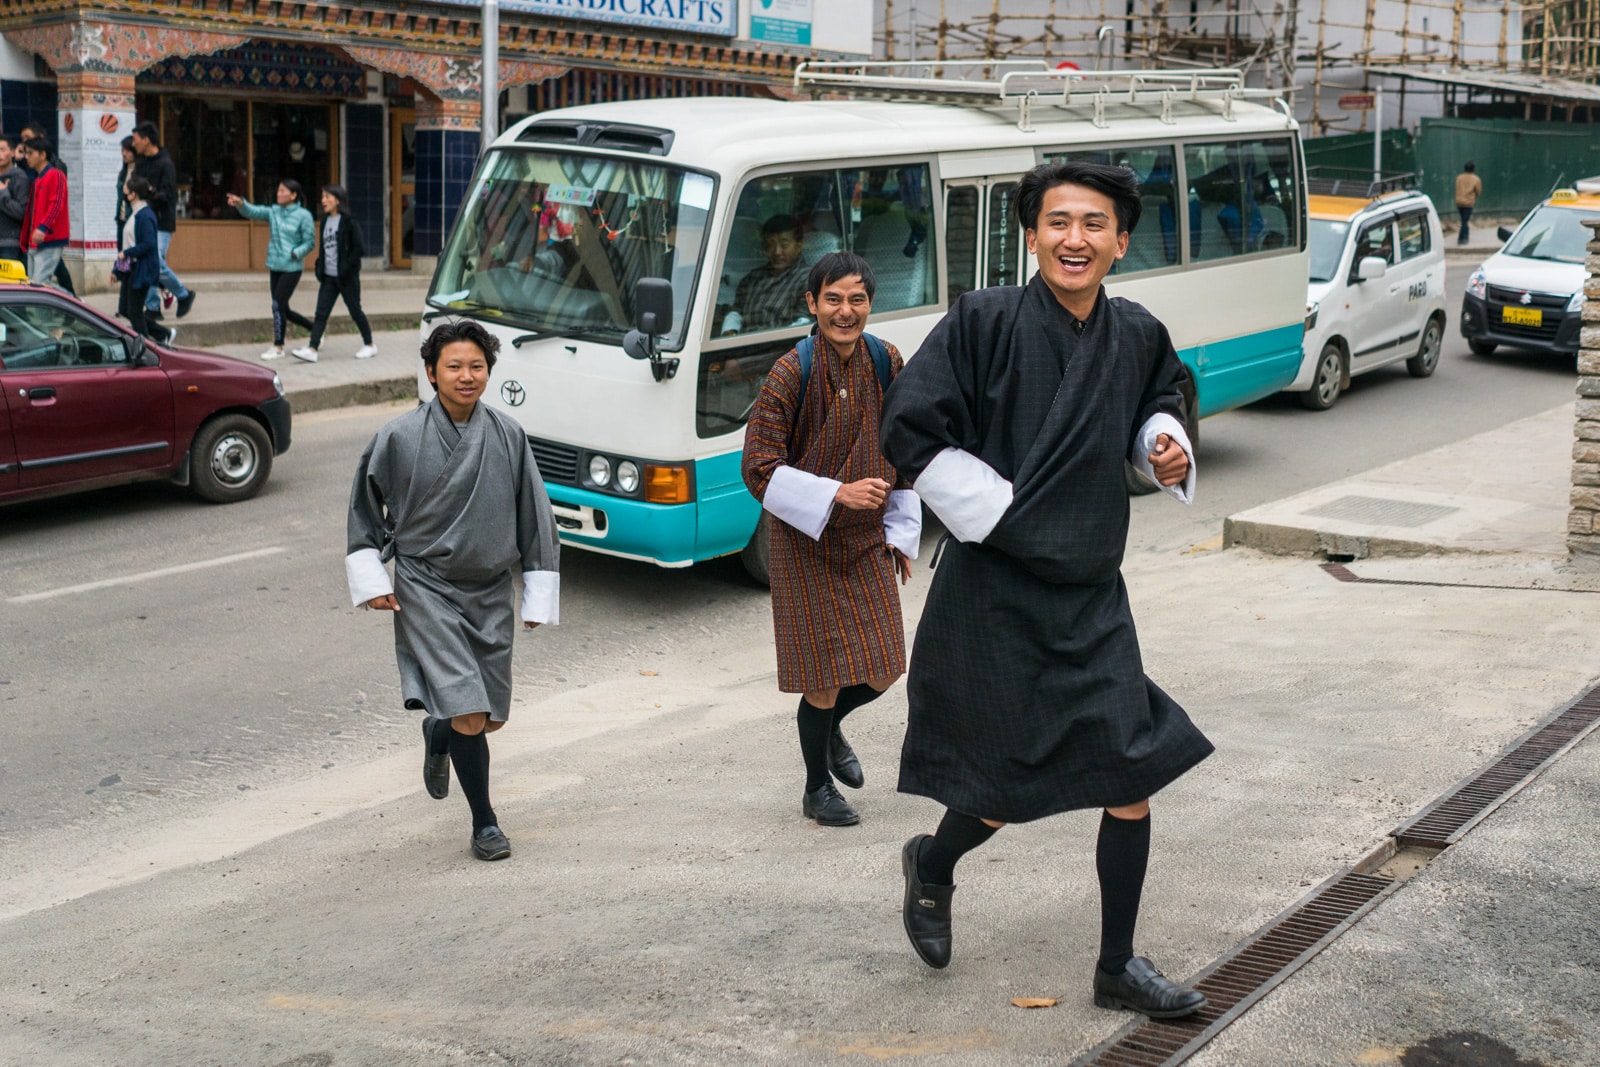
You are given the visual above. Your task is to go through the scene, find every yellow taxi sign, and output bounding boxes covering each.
[1550,188,1579,202]
[0,258,26,283]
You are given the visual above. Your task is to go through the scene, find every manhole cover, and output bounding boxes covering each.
[1301,495,1460,528]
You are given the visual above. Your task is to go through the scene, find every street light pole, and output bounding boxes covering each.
[481,0,499,155]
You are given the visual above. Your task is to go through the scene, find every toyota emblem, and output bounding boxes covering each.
[500,380,526,406]
[1519,291,1532,305]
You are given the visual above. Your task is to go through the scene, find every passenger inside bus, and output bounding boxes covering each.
[719,215,811,336]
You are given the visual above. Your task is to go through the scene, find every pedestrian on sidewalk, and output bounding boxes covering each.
[346,319,560,862]
[0,132,31,265]
[18,136,68,289]
[130,121,195,320]
[116,177,175,346]
[1454,162,1482,246]
[228,181,316,361]
[114,136,135,233]
[294,184,376,363]
[879,160,1212,1019]
[740,251,921,828]
[17,122,74,295]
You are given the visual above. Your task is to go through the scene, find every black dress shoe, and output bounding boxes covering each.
[901,835,954,969]
[421,718,449,800]
[471,825,511,861]
[1092,956,1207,1019]
[801,782,859,826]
[828,724,864,789]
[176,291,196,319]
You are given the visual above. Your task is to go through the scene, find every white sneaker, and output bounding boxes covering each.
[260,346,285,360]
[291,346,319,363]
[354,344,378,360]
[165,327,177,345]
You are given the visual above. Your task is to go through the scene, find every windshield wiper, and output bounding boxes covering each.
[425,297,500,322]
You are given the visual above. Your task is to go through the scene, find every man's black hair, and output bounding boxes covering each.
[806,251,876,302]
[0,132,13,150]
[761,214,802,240]
[133,121,160,146]
[422,318,500,373]
[20,135,53,161]
[1016,160,1143,235]
[1463,161,1476,173]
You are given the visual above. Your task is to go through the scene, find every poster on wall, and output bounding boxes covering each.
[750,0,812,45]
[58,108,133,258]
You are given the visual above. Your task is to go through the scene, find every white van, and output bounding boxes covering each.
[1288,186,1446,410]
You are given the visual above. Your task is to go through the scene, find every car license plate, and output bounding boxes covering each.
[1501,306,1543,327]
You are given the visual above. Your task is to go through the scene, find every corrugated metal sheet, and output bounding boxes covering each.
[1366,66,1600,104]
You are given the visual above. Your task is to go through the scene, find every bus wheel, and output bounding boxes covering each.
[1180,375,1200,450]
[740,511,772,586]
[1299,342,1344,411]
[1124,462,1159,496]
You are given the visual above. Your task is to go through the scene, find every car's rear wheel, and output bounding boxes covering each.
[1407,318,1443,378]
[1468,339,1497,357]
[190,414,273,503]
[740,510,772,586]
[1299,342,1344,411]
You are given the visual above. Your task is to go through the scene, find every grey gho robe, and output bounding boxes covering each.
[346,397,560,721]
[880,277,1211,822]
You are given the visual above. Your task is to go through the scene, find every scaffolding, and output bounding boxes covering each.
[878,0,1600,132]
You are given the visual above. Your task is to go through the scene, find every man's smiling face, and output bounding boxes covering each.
[1025,182,1129,312]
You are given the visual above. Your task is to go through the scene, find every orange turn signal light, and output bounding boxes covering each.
[644,464,691,504]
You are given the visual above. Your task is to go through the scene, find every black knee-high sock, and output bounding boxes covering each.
[448,729,497,832]
[1096,811,1151,976]
[797,697,834,792]
[918,809,999,885]
[831,682,886,725]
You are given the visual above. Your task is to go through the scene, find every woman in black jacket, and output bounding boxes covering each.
[292,184,376,362]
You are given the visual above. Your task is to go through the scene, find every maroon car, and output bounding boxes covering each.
[0,283,290,505]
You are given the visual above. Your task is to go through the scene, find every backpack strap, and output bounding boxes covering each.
[794,332,891,394]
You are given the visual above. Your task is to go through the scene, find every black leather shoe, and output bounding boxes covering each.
[801,782,859,826]
[471,825,511,861]
[1092,956,1207,1019]
[828,725,864,789]
[421,718,449,800]
[901,835,954,969]
[176,291,196,319]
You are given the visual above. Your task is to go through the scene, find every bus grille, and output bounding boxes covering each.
[527,436,579,486]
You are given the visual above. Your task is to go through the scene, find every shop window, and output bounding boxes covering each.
[251,103,335,208]
[157,97,248,219]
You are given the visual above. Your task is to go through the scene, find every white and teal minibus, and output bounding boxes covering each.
[421,63,1309,580]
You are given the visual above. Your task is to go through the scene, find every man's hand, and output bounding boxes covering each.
[524,621,541,630]
[1148,433,1190,487]
[890,546,912,585]
[836,477,889,511]
[226,193,243,208]
[366,594,400,612]
[31,229,45,246]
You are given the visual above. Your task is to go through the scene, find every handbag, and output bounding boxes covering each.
[111,252,131,280]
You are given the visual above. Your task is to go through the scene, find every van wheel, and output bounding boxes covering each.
[740,510,772,586]
[190,414,272,503]
[1468,339,1497,357]
[1299,342,1344,410]
[1407,318,1443,378]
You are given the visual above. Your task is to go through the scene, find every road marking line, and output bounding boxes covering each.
[8,546,287,603]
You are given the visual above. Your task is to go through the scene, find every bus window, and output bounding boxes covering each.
[713,162,936,339]
[428,150,713,348]
[1045,146,1179,274]
[985,182,1019,288]
[946,184,980,301]
[1183,138,1300,262]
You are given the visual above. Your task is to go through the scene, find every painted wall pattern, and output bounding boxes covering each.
[138,41,367,98]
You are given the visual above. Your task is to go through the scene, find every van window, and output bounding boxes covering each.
[1350,220,1395,280]
[712,163,936,339]
[1396,211,1430,260]
[946,184,980,301]
[1183,138,1299,262]
[1045,146,1180,274]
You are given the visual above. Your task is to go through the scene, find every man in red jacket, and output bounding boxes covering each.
[20,137,69,289]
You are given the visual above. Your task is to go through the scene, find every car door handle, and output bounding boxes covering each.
[26,386,55,400]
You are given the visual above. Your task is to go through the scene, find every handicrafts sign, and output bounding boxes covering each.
[477,0,737,37]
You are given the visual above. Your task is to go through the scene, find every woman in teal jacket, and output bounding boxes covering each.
[228,178,316,360]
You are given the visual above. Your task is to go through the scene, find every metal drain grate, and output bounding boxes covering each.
[1301,495,1460,528]
[1072,871,1397,1067]
[1394,686,1600,848]
[1322,562,1600,595]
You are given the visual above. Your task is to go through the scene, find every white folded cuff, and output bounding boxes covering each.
[763,465,841,541]
[882,489,923,559]
[346,548,393,606]
[522,570,560,625]
[1132,413,1196,505]
[912,447,1013,543]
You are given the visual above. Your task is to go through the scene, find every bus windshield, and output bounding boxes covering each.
[1502,205,1590,263]
[1307,219,1349,282]
[428,149,715,347]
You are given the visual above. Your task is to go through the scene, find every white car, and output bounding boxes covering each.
[1288,188,1447,410]
[1459,182,1596,359]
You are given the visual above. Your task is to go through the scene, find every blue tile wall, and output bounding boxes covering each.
[1,80,58,142]
[342,103,384,260]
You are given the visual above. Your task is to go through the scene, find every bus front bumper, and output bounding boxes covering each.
[546,484,698,569]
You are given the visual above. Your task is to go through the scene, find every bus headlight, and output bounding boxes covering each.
[1466,268,1487,300]
[588,455,612,488]
[1569,290,1585,313]
[616,460,641,494]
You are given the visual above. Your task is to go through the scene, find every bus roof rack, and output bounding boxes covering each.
[1304,168,1418,198]
[792,60,1285,131]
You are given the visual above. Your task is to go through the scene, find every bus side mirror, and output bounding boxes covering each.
[623,277,678,381]
[1356,256,1387,282]
[1497,225,1514,242]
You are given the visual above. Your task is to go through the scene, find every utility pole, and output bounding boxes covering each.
[481,0,500,155]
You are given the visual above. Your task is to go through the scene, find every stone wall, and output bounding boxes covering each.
[1571,218,1600,559]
